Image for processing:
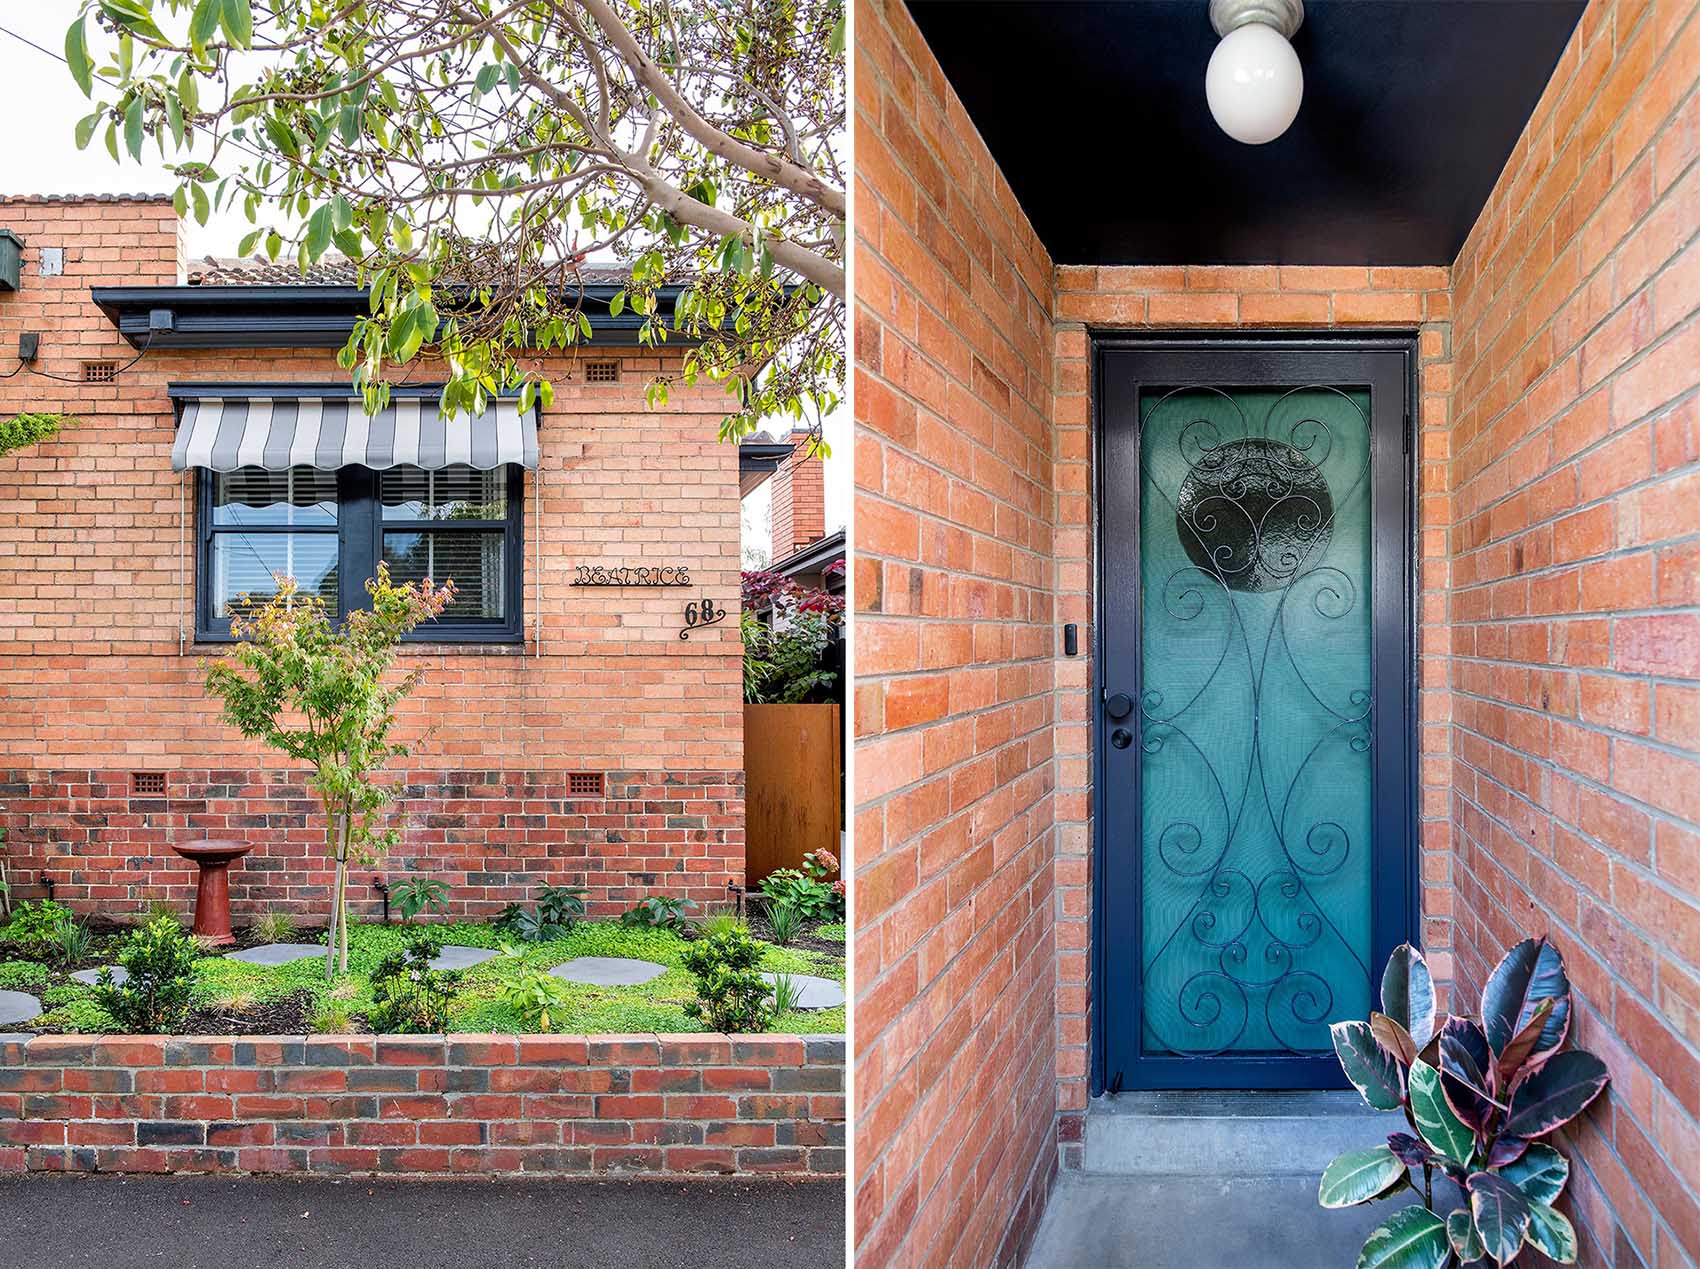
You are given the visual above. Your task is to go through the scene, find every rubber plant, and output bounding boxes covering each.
[1320,938,1609,1268]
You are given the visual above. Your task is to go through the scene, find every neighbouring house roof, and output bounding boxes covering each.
[738,431,794,496]
[772,528,845,589]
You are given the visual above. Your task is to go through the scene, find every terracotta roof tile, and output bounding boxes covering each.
[186,255,632,287]
[0,193,173,204]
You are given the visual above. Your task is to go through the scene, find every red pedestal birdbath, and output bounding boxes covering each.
[170,840,253,946]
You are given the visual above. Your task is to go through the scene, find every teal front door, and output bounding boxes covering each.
[1097,340,1417,1090]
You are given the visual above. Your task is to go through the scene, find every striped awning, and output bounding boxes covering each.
[170,395,539,472]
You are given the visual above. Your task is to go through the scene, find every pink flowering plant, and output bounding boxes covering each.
[758,847,845,921]
[203,565,453,979]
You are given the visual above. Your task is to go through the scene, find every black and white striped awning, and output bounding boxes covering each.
[170,394,539,472]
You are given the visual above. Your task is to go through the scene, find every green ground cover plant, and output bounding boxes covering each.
[13,915,842,1036]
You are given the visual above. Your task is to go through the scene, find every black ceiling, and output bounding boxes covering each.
[906,0,1586,265]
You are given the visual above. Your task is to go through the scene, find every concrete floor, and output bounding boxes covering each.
[0,1174,845,1269]
[1026,1172,1427,1268]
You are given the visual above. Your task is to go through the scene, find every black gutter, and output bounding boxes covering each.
[92,282,688,350]
[737,440,792,475]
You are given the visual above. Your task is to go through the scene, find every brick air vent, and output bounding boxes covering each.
[568,772,604,797]
[584,361,619,383]
[82,361,119,383]
[131,771,166,796]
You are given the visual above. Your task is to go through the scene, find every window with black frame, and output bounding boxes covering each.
[198,463,523,641]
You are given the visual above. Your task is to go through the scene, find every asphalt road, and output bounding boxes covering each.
[0,1174,845,1269]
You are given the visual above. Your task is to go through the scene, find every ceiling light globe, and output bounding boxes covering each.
[1206,21,1303,145]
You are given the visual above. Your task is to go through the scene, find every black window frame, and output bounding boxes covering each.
[195,464,525,645]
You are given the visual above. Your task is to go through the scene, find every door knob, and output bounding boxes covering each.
[1106,692,1134,720]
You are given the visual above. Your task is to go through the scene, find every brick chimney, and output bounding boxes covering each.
[770,428,826,562]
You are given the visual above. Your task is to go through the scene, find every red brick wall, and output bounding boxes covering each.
[1448,0,1700,1261]
[0,1031,844,1177]
[1049,267,1456,1157]
[853,0,1059,1262]
[770,429,828,560]
[0,195,745,919]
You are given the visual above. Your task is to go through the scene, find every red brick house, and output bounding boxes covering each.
[0,194,746,922]
[854,0,1700,1264]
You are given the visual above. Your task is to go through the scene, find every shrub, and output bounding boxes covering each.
[495,885,586,942]
[0,412,67,456]
[619,895,697,931]
[2,899,74,956]
[701,911,745,939]
[391,877,452,922]
[495,945,574,1032]
[99,917,199,1033]
[681,924,773,1033]
[1320,939,1608,1266]
[740,608,841,704]
[367,930,457,1033]
[310,999,354,1033]
[252,911,297,944]
[769,972,804,1014]
[52,911,92,967]
[758,849,844,921]
[765,901,803,946]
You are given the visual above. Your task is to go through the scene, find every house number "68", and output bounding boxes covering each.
[681,598,727,639]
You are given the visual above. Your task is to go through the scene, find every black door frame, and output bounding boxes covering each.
[1090,331,1421,1094]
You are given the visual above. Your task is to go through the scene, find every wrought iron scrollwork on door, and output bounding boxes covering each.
[1136,385,1375,1058]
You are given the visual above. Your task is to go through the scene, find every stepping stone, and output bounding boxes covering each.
[548,956,667,986]
[224,943,324,966]
[0,991,41,1025]
[70,966,128,987]
[429,945,499,971]
[761,972,845,1010]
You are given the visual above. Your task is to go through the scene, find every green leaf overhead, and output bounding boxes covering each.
[1319,1146,1409,1209]
[1466,1172,1532,1266]
[61,0,845,442]
[1503,1050,1610,1138]
[1332,1020,1406,1111]
[1480,936,1570,1060]
[1381,943,1438,1049]
[64,15,93,97]
[1355,1206,1449,1269]
[1408,1060,1474,1167]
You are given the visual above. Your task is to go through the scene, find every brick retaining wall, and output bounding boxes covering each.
[0,1032,844,1178]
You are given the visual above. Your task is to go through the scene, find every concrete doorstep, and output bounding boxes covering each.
[1025,1171,1427,1268]
[1027,1092,1445,1267]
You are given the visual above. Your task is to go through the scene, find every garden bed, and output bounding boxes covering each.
[0,912,845,1038]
